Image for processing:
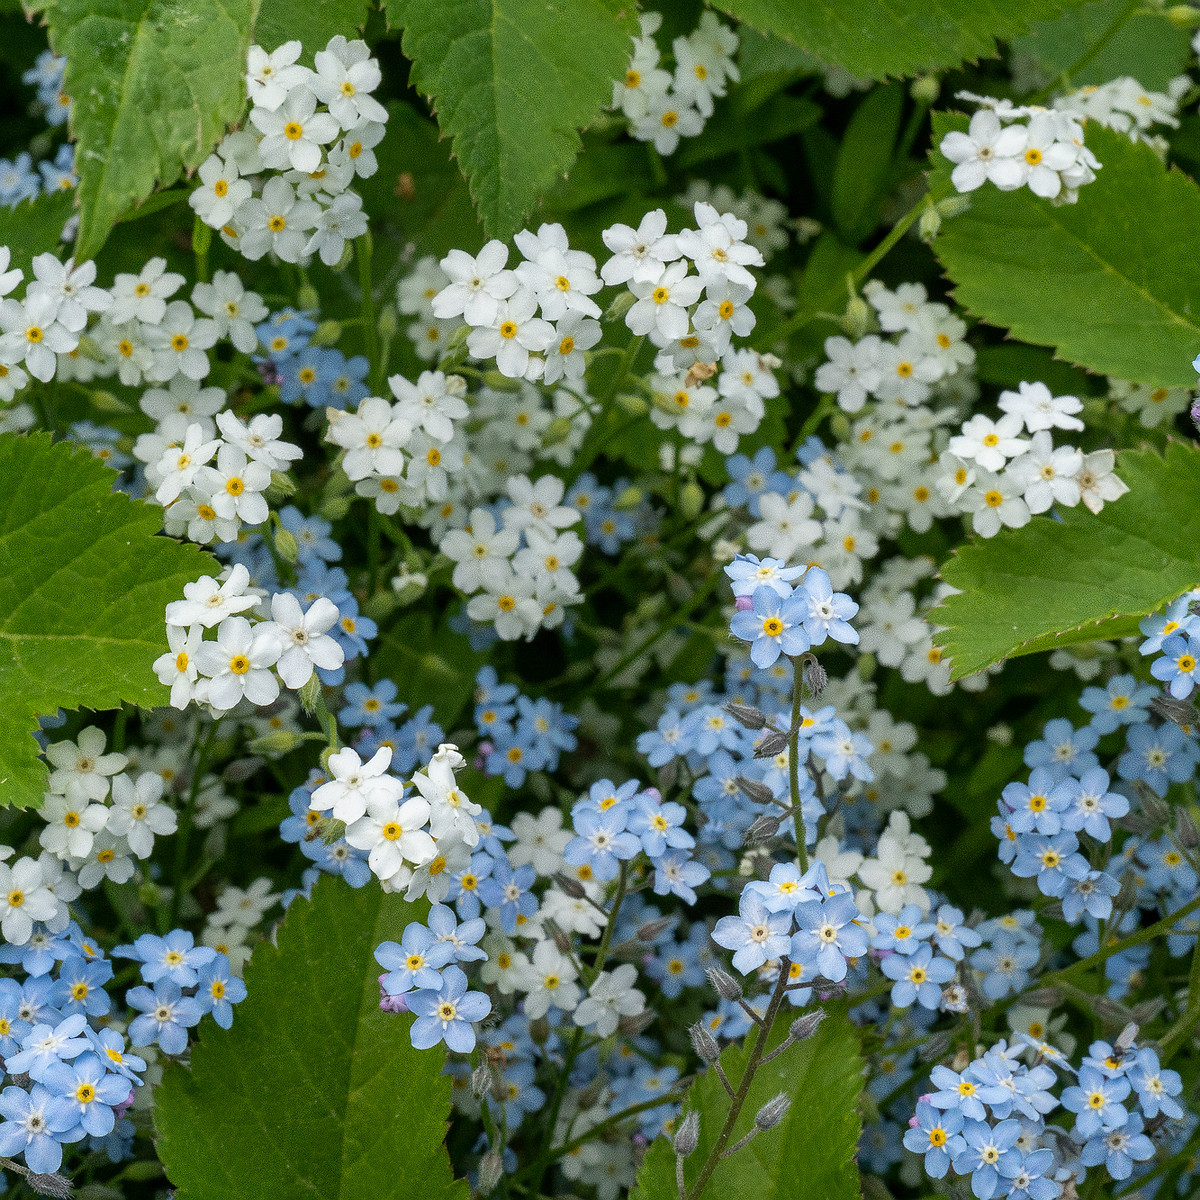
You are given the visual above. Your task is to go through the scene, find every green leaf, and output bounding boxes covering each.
[933,118,1200,387]
[40,0,253,261]
[830,83,904,243]
[0,433,213,807]
[0,189,73,275]
[1012,0,1193,92]
[253,0,371,57]
[632,1006,862,1200]
[387,0,637,238]
[372,611,484,729]
[710,0,1088,80]
[932,442,1200,679]
[156,875,466,1200]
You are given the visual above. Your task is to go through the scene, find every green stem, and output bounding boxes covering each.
[585,862,628,986]
[356,232,383,395]
[1160,933,1200,1061]
[788,665,809,874]
[1030,0,1139,102]
[535,1088,691,1167]
[565,335,645,485]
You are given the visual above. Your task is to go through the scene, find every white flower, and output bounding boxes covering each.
[600,209,679,285]
[27,255,111,329]
[1075,449,1129,515]
[1008,431,1082,513]
[815,335,883,412]
[573,963,645,1036]
[692,279,755,352]
[0,246,23,298]
[872,336,942,405]
[523,940,580,1017]
[152,624,203,709]
[0,292,78,381]
[146,299,218,382]
[245,40,308,111]
[142,375,226,425]
[189,152,253,229]
[345,794,436,883]
[209,878,280,929]
[191,271,268,354]
[508,807,572,875]
[676,201,763,289]
[194,615,281,710]
[75,831,135,890]
[236,177,321,263]
[388,370,468,442]
[513,223,602,320]
[0,857,57,944]
[39,793,108,860]
[311,746,403,824]
[433,241,518,326]
[45,727,127,802]
[514,527,583,592]
[304,191,369,266]
[858,830,932,914]
[109,257,185,326]
[997,380,1084,433]
[165,563,257,629]
[441,508,520,593]
[330,119,385,178]
[154,422,221,505]
[466,289,555,379]
[626,260,703,341]
[503,474,578,537]
[634,92,704,155]
[1010,113,1082,200]
[204,444,271,526]
[309,35,387,128]
[260,592,344,688]
[106,772,177,859]
[215,411,301,475]
[962,470,1032,538]
[612,34,671,120]
[949,413,1029,472]
[251,86,340,172]
[939,109,1027,193]
[411,744,481,846]
[747,491,821,562]
[326,395,411,480]
[543,312,601,385]
[467,569,544,640]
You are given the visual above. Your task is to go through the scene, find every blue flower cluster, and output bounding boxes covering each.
[473,667,579,787]
[254,309,371,410]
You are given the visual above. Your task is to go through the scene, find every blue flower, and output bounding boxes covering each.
[39,144,76,192]
[1023,717,1099,783]
[713,890,792,974]
[730,584,810,668]
[0,152,39,207]
[278,505,342,564]
[564,809,640,883]
[126,981,206,1054]
[1055,766,1128,840]
[477,858,538,934]
[1079,674,1156,734]
[724,552,806,598]
[0,1083,78,1173]
[1078,1110,1153,1180]
[197,954,248,1029]
[426,903,489,964]
[951,1118,1021,1199]
[376,922,455,994]
[628,797,693,857]
[278,346,339,407]
[51,956,113,1017]
[1001,767,1068,835]
[996,1147,1058,1200]
[326,353,371,410]
[650,850,710,904]
[6,1014,90,1081]
[1062,1066,1130,1138]
[872,905,935,954]
[636,708,691,766]
[931,905,982,961]
[1061,869,1120,923]
[970,933,1039,1000]
[796,567,859,646]
[1118,721,1197,796]
[114,930,217,987]
[340,679,407,728]
[1010,831,1089,898]
[486,725,546,787]
[722,450,792,516]
[41,1051,131,1137]
[1152,632,1200,698]
[927,1064,1005,1122]
[1138,595,1199,655]
[408,965,491,1053]
[447,853,495,919]
[256,308,317,362]
[791,891,868,983]
[881,944,955,1009]
[1128,1047,1184,1119]
[0,978,30,1055]
[84,1028,145,1085]
[902,1100,964,1178]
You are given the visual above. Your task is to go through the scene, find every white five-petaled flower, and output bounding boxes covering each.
[45,727,127,803]
[432,241,518,327]
[310,36,388,129]
[251,86,341,173]
[600,209,680,285]
[39,793,108,860]
[949,413,1029,472]
[245,40,308,111]
[310,746,404,825]
[939,109,1027,193]
[326,395,411,481]
[466,290,555,380]
[572,963,645,1036]
[260,592,344,688]
[626,260,704,342]
[676,201,764,289]
[154,422,221,506]
[0,857,57,945]
[106,772,177,859]
[0,291,78,382]
[345,794,436,884]
[194,615,281,711]
[205,444,271,526]
[108,257,185,326]
[216,410,303,472]
[411,744,481,845]
[153,624,203,709]
[166,563,257,629]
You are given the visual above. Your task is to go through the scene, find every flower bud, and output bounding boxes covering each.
[88,388,131,413]
[269,470,298,497]
[737,776,776,806]
[918,206,942,243]
[542,416,574,447]
[615,391,649,415]
[477,1149,504,1194]
[308,319,342,348]
[688,1021,721,1063]
[604,290,638,322]
[138,881,165,908]
[706,966,742,1001]
[297,281,320,311]
[935,194,972,220]
[273,525,300,564]
[619,1009,655,1036]
[638,916,674,942]
[298,673,322,715]
[674,1110,700,1157]
[754,1092,790,1130]
[614,484,643,511]
[724,702,767,730]
[552,872,586,899]
[1177,806,1199,848]
[1167,3,1200,26]
[803,656,828,697]
[471,1063,493,1098]
[192,216,213,257]
[910,74,940,104]
[25,1172,73,1200]
[840,295,870,340]
[247,728,301,757]
[679,480,705,522]
[787,1010,826,1043]
[322,495,352,522]
[753,731,790,759]
[377,303,399,339]
[746,814,782,845]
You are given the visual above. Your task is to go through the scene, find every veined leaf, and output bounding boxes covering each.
[0,433,212,807]
[253,0,371,58]
[387,0,637,238]
[932,116,1200,386]
[932,442,1200,679]
[155,875,466,1200]
[0,189,74,274]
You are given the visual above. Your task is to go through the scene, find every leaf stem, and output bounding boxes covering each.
[356,231,382,396]
[788,662,809,874]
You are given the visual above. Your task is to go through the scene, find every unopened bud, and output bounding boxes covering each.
[1022,988,1061,1007]
[679,480,705,522]
[674,1110,700,1157]
[737,776,776,806]
[542,416,573,446]
[910,74,940,104]
[273,526,299,563]
[918,1030,953,1061]
[803,657,828,697]
[754,731,790,759]
[638,916,674,942]
[552,872,587,899]
[477,1149,504,1194]
[377,303,398,339]
[1167,4,1200,26]
[1138,785,1170,827]
[935,194,972,220]
[688,1021,721,1062]
[269,470,297,497]
[725,702,767,730]
[614,391,649,415]
[88,388,131,413]
[527,1015,550,1044]
[333,241,355,272]
[298,672,322,715]
[1151,694,1199,728]
[619,1009,655,1036]
[707,966,742,1001]
[296,282,320,311]
[310,319,343,347]
[788,1010,826,1042]
[614,484,643,511]
[840,295,870,340]
[138,881,165,908]
[322,495,352,521]
[472,1063,493,1098]
[754,1092,790,1130]
[1176,806,1199,848]
[746,814,782,844]
[604,290,637,322]
[192,216,213,257]
[918,206,942,243]
[25,1173,73,1200]
[247,728,301,756]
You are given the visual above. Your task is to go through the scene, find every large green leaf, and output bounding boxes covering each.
[39,0,253,261]
[830,83,904,244]
[0,189,74,275]
[632,1006,863,1200]
[155,875,466,1200]
[933,118,1200,387]
[710,0,1088,81]
[387,0,637,238]
[0,433,212,807]
[932,442,1200,679]
[254,0,371,58]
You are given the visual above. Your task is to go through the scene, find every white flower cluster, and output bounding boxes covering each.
[38,727,176,890]
[324,368,468,515]
[675,180,796,261]
[0,849,75,946]
[396,255,456,361]
[940,94,1100,203]
[612,11,739,155]
[310,742,482,896]
[441,475,585,641]
[1056,75,1187,147]
[154,564,345,712]
[1108,377,1193,429]
[936,380,1129,537]
[817,280,976,415]
[189,36,385,265]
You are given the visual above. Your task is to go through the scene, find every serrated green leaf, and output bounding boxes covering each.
[933,117,1200,387]
[631,1005,862,1200]
[40,0,253,261]
[0,433,213,807]
[253,0,371,57]
[0,188,73,275]
[1013,0,1193,92]
[931,442,1200,679]
[387,0,637,238]
[156,875,466,1200]
[710,0,1088,81]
